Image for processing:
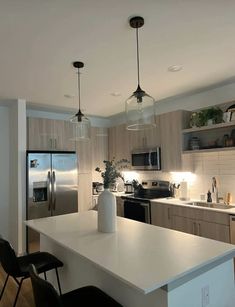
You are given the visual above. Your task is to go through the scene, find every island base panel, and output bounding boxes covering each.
[41,235,235,307]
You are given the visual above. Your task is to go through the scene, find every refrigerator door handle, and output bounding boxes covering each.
[52,171,57,210]
[47,171,51,211]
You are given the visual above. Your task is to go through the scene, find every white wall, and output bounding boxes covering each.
[0,106,10,239]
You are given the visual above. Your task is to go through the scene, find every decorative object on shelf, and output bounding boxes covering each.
[189,137,200,150]
[223,111,231,123]
[70,61,91,141]
[95,159,130,233]
[125,16,156,131]
[226,104,235,121]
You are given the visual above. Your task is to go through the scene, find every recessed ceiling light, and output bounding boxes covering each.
[64,94,75,99]
[110,92,121,97]
[168,65,183,72]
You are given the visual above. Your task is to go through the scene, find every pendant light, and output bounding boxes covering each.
[70,61,91,140]
[125,16,156,130]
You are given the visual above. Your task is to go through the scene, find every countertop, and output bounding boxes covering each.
[25,211,235,294]
[151,198,235,214]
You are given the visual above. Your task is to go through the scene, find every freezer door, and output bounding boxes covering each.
[51,153,78,216]
[27,153,52,251]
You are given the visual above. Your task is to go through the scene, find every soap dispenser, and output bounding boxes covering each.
[207,190,212,203]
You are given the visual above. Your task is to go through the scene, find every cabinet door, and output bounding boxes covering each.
[198,221,230,243]
[171,216,195,234]
[116,197,124,217]
[27,117,55,150]
[160,111,191,172]
[151,203,172,229]
[91,127,108,181]
[53,120,75,151]
[108,124,130,161]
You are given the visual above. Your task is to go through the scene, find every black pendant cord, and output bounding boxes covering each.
[136,27,141,88]
[77,69,81,111]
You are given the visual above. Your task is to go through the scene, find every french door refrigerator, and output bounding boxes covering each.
[26,151,78,252]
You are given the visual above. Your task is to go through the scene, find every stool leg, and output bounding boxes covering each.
[55,268,62,295]
[13,278,24,307]
[44,271,47,280]
[0,274,9,300]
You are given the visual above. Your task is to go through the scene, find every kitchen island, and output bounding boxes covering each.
[25,211,235,307]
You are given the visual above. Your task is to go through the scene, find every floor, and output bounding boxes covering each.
[0,265,35,307]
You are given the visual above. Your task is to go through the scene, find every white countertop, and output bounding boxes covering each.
[151,198,235,214]
[25,211,235,294]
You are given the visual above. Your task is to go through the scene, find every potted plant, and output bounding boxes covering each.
[95,158,129,189]
[95,158,129,233]
[200,107,223,125]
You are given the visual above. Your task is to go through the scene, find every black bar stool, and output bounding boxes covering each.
[0,237,63,307]
[29,264,123,307]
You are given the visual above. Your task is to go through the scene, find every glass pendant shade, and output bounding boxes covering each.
[125,86,156,130]
[70,61,91,141]
[70,113,91,141]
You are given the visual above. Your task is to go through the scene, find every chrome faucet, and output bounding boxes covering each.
[212,177,219,203]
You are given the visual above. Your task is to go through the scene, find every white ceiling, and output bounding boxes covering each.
[1,0,235,117]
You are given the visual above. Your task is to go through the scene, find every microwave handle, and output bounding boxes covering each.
[148,152,152,167]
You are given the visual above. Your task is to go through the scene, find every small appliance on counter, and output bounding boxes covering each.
[92,182,104,195]
[124,182,134,194]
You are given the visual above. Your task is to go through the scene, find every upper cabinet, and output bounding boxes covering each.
[159,110,191,172]
[108,116,161,162]
[27,117,76,151]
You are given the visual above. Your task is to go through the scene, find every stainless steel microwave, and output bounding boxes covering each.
[131,148,161,170]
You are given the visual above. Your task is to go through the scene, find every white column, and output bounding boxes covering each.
[9,99,26,254]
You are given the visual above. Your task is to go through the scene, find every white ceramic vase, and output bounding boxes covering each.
[98,189,117,233]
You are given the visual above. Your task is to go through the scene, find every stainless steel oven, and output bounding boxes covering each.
[121,180,172,224]
[123,198,151,224]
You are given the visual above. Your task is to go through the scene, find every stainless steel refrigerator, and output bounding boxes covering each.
[26,151,78,252]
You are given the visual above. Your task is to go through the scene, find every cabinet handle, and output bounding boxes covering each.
[50,138,53,149]
[193,222,196,235]
[198,223,201,236]
[54,138,57,149]
[167,208,171,220]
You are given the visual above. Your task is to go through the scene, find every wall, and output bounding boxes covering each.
[0,106,10,239]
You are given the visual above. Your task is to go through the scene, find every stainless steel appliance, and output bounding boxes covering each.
[131,148,161,170]
[26,151,78,252]
[121,180,172,224]
[124,182,134,194]
[230,216,235,244]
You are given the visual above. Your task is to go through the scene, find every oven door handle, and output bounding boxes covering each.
[148,152,152,167]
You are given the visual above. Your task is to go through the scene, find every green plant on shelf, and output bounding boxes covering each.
[189,107,223,127]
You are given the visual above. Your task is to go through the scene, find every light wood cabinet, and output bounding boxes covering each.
[108,124,130,161]
[27,117,75,151]
[151,202,231,243]
[91,127,108,181]
[116,196,124,217]
[159,110,191,172]
[108,116,161,162]
[151,202,172,229]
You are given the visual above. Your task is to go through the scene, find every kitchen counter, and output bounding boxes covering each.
[151,197,235,214]
[25,211,235,307]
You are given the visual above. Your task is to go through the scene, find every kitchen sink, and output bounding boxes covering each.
[185,202,235,210]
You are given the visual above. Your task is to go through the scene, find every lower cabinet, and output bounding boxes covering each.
[151,202,231,243]
[116,197,124,217]
[151,203,172,229]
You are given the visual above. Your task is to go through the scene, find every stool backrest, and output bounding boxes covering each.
[29,264,63,307]
[0,237,21,276]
